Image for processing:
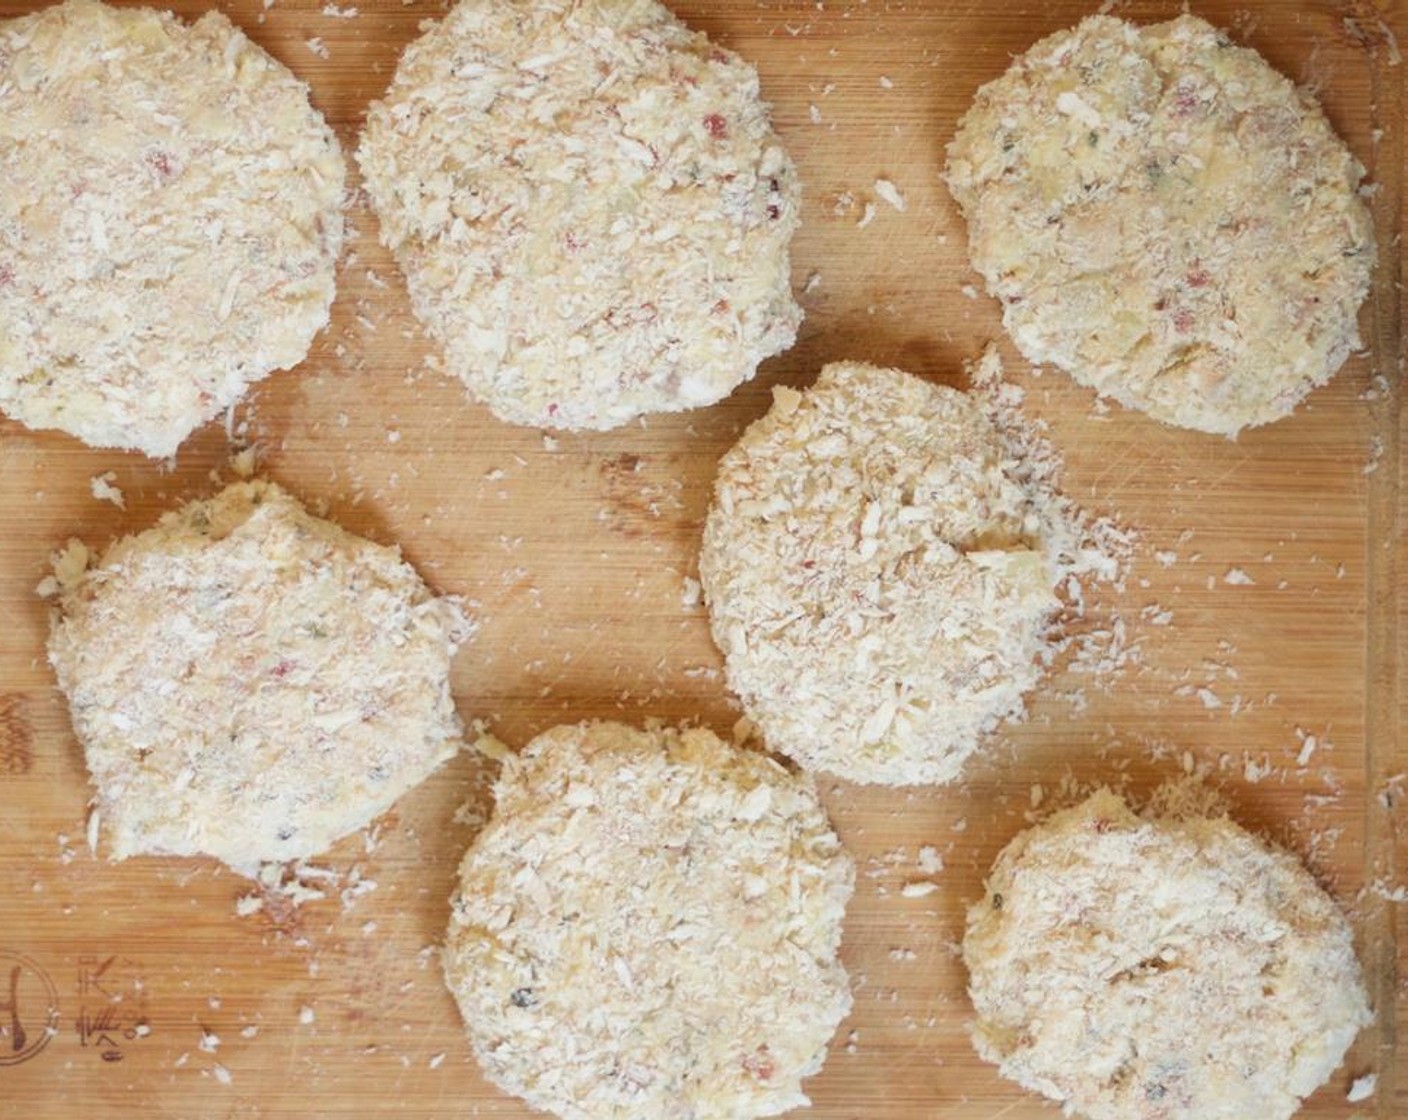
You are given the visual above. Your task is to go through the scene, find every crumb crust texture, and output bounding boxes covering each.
[964,789,1372,1120]
[0,0,346,456]
[945,14,1374,435]
[358,0,802,431]
[47,480,471,871]
[701,362,1061,786]
[443,720,853,1120]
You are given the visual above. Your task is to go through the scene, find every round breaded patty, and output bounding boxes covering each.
[45,480,471,872]
[443,721,853,1120]
[0,0,345,457]
[964,789,1371,1120]
[357,0,801,431]
[700,362,1060,786]
[945,14,1374,436]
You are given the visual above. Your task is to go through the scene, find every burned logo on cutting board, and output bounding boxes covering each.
[75,954,151,1062]
[0,951,59,1067]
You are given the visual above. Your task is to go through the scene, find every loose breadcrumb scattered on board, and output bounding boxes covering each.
[1346,1073,1377,1102]
[89,472,125,510]
[873,178,906,212]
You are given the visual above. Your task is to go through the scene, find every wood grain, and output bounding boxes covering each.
[0,1,1403,1117]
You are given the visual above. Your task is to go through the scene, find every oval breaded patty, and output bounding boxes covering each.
[0,0,345,456]
[965,788,1371,1120]
[945,14,1373,435]
[701,362,1061,786]
[443,721,853,1119]
[357,0,801,431]
[46,480,471,871]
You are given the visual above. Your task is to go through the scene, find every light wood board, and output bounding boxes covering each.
[0,0,1404,1116]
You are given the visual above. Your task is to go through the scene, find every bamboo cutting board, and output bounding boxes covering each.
[0,0,1404,1116]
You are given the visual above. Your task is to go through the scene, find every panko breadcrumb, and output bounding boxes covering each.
[443,721,853,1120]
[945,14,1374,435]
[700,362,1061,786]
[0,0,345,457]
[45,480,471,873]
[964,789,1371,1120]
[357,0,801,431]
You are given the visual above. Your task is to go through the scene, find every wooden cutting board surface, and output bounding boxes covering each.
[0,0,1404,1116]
